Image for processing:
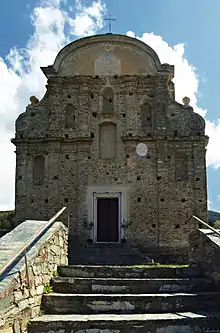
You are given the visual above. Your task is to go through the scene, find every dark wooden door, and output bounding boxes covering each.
[97,198,119,242]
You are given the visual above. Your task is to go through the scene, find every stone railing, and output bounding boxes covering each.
[0,219,68,333]
[189,226,220,286]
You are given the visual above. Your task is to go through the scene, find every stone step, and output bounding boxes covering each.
[58,265,202,279]
[41,292,220,314]
[68,245,151,265]
[51,276,212,294]
[69,256,150,265]
[28,312,220,333]
[70,251,146,257]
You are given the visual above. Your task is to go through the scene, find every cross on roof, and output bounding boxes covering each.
[104,14,116,33]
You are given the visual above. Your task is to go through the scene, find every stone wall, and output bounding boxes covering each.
[0,221,68,333]
[12,34,208,257]
[189,228,220,285]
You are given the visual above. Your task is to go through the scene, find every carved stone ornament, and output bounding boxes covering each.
[95,53,121,76]
[104,42,114,52]
[182,96,190,107]
[30,96,39,105]
[188,112,203,130]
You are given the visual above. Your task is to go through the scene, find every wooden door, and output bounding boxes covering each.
[97,198,119,242]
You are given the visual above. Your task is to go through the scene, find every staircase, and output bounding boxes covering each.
[28,265,220,332]
[68,243,151,265]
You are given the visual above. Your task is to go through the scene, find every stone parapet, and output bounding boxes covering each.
[0,220,68,333]
[189,228,220,285]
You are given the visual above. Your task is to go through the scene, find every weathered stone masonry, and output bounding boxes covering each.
[12,33,208,257]
[0,221,68,333]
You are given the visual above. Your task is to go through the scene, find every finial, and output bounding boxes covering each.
[182,96,190,107]
[30,96,39,105]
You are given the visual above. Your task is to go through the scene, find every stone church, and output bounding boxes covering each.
[12,33,208,260]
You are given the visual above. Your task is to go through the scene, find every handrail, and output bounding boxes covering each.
[193,215,220,238]
[0,207,67,280]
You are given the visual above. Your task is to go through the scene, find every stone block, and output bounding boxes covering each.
[13,291,23,302]
[36,285,44,296]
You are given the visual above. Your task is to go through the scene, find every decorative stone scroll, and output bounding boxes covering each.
[30,96,39,105]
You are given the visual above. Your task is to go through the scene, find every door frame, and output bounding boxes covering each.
[93,191,122,243]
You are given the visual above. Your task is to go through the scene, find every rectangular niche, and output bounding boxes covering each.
[99,122,117,159]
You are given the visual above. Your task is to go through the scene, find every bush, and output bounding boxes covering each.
[214,220,220,229]
[0,210,15,229]
[208,220,215,227]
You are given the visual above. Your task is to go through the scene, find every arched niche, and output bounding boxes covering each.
[102,87,114,115]
[33,155,45,184]
[65,104,75,129]
[99,122,117,159]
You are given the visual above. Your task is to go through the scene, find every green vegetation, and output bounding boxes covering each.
[207,210,220,228]
[43,282,54,294]
[208,210,220,226]
[52,270,59,277]
[39,309,45,317]
[214,220,220,229]
[0,210,15,229]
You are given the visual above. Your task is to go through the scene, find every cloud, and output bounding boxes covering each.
[206,119,220,169]
[208,199,212,210]
[68,0,106,37]
[127,32,200,109]
[0,0,105,210]
[127,31,220,170]
[1,1,220,211]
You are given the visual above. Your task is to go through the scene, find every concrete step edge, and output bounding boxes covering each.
[43,292,220,297]
[30,311,220,322]
[52,277,208,282]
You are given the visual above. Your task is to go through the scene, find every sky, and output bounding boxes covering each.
[0,0,220,212]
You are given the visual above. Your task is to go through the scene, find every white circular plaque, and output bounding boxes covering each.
[136,143,148,157]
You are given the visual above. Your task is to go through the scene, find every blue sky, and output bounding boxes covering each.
[0,0,220,211]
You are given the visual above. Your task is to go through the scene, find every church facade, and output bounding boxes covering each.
[12,34,208,258]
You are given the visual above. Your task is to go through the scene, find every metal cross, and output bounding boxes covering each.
[104,14,116,33]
